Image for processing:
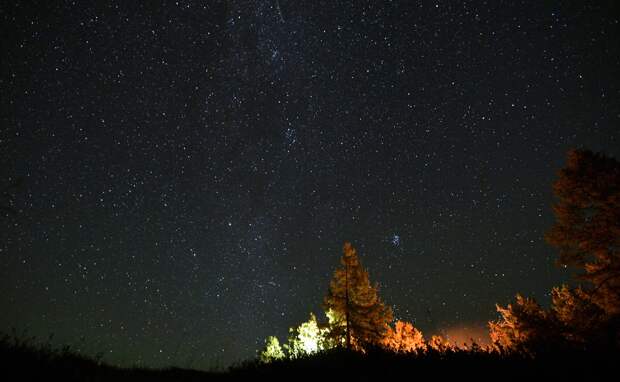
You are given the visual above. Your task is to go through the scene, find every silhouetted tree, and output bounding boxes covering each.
[323,242,393,350]
[546,149,620,316]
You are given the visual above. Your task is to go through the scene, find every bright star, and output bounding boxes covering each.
[391,234,401,247]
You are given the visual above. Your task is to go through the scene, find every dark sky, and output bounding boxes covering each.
[1,0,619,369]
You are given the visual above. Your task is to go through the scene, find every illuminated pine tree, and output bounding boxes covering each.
[323,242,393,350]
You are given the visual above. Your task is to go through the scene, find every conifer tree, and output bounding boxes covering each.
[323,242,393,350]
[488,294,555,352]
[545,149,620,315]
[490,149,620,352]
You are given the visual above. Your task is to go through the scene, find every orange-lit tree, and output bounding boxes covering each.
[490,149,620,352]
[546,149,620,316]
[381,320,425,353]
[324,242,393,350]
[488,294,556,352]
[550,285,606,345]
[427,335,452,352]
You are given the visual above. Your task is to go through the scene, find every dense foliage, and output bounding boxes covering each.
[490,149,620,354]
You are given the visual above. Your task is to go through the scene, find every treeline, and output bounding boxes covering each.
[1,149,617,380]
[259,149,620,361]
[489,149,620,354]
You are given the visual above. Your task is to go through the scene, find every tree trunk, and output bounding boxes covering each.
[345,261,351,349]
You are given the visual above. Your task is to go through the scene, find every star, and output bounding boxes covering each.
[390,234,401,247]
[1,0,616,369]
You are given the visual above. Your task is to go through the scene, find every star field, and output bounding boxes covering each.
[1,0,619,369]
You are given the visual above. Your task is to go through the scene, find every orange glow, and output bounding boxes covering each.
[438,324,491,349]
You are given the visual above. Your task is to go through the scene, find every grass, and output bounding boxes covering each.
[230,345,616,380]
[0,331,225,381]
[1,332,616,381]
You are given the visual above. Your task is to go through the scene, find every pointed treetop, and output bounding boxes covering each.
[341,241,359,267]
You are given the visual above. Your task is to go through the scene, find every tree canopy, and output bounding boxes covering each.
[258,148,619,363]
[490,149,620,353]
[545,149,620,315]
[323,242,393,349]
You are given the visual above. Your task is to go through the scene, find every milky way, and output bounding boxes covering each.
[1,0,618,369]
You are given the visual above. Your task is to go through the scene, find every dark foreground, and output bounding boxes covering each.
[1,335,616,381]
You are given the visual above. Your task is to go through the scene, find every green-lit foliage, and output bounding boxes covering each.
[285,313,326,358]
[259,336,285,363]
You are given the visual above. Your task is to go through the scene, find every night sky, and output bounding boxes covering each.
[1,0,619,369]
